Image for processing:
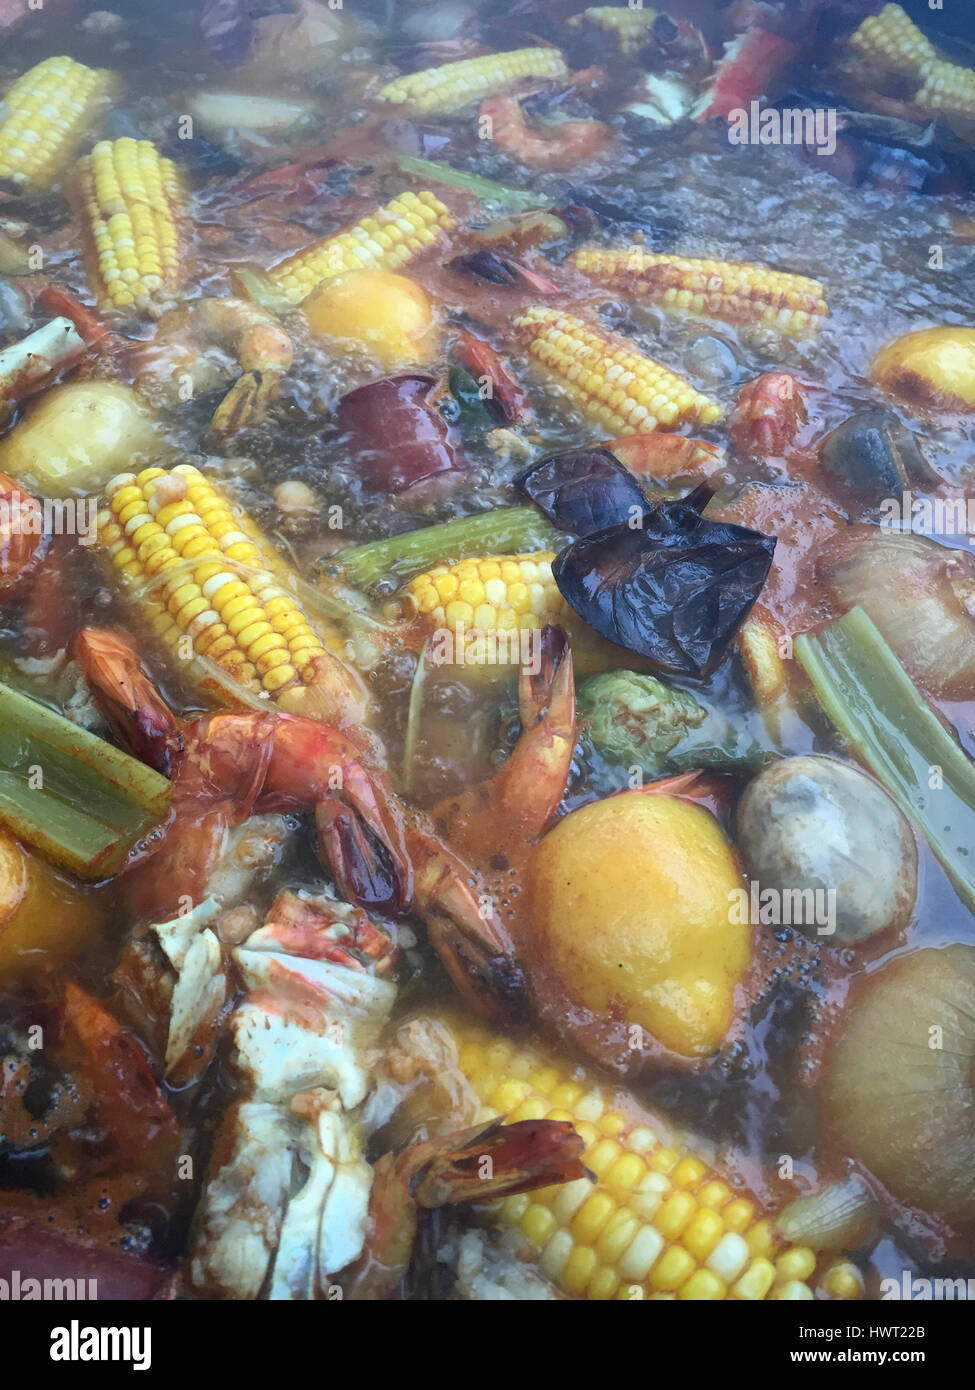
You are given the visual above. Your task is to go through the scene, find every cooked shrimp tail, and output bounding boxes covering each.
[343,1116,585,1299]
[74,626,182,776]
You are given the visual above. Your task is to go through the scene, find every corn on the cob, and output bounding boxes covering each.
[434,1013,859,1300]
[0,57,111,190]
[572,248,829,336]
[266,190,456,306]
[514,306,723,435]
[377,47,568,115]
[848,4,937,78]
[407,551,569,662]
[98,464,342,700]
[78,139,182,314]
[569,6,659,56]
[917,58,975,120]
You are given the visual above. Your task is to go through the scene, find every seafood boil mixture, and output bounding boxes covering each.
[0,0,973,1304]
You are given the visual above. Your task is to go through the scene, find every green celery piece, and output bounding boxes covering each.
[0,680,172,881]
[392,156,552,211]
[795,606,975,913]
[333,507,563,591]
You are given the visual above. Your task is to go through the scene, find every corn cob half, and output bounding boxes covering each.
[568,6,659,56]
[916,58,975,121]
[266,190,456,306]
[78,139,182,314]
[572,248,829,336]
[514,306,723,435]
[848,4,937,79]
[98,464,343,702]
[377,48,568,115]
[407,551,568,664]
[0,57,112,191]
[429,1013,861,1300]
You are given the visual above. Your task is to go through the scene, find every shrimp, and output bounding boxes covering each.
[74,625,515,1018]
[130,296,295,439]
[73,626,412,920]
[479,95,615,171]
[341,1117,585,1300]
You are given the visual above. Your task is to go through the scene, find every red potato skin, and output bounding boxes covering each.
[0,1218,170,1300]
[337,374,462,494]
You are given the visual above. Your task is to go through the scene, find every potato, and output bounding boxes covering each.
[737,756,917,944]
[529,792,750,1058]
[304,270,439,368]
[824,947,975,1222]
[0,381,160,494]
[871,326,975,412]
[0,828,102,979]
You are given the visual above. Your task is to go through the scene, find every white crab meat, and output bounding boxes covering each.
[153,897,221,971]
[185,885,397,1300]
[627,73,695,125]
[190,1101,297,1299]
[269,1100,373,1300]
[231,950,396,1109]
[165,929,229,1084]
[206,814,292,906]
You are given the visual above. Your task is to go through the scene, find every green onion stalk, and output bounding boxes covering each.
[796,606,975,914]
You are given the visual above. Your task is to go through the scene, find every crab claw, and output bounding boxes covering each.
[209,367,284,440]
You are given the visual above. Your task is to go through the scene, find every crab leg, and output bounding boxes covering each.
[0,317,86,426]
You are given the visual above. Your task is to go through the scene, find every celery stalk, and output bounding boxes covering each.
[391,156,552,211]
[0,681,172,880]
[332,507,564,591]
[795,606,975,913]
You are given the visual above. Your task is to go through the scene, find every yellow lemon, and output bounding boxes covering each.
[529,792,750,1058]
[871,326,975,412]
[303,269,439,367]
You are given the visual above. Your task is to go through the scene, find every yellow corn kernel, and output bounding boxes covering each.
[746,1217,777,1259]
[514,306,723,435]
[682,1208,725,1262]
[670,1156,708,1189]
[267,191,455,305]
[425,1011,823,1300]
[775,1246,817,1284]
[377,47,568,115]
[821,1261,864,1301]
[99,466,341,703]
[731,1257,776,1301]
[571,248,828,336]
[849,5,937,78]
[649,1244,696,1292]
[0,57,111,189]
[569,6,659,55]
[79,140,182,314]
[654,1191,697,1242]
[678,1269,728,1301]
[723,1198,756,1233]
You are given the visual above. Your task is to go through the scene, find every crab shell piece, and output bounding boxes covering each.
[871,326,975,413]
